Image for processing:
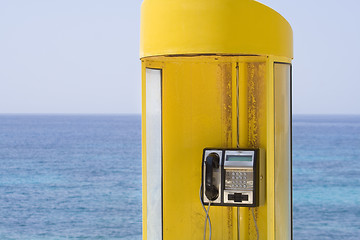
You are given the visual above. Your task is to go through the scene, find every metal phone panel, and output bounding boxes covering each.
[223,150,256,206]
[202,148,265,207]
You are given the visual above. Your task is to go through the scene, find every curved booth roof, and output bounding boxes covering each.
[140,0,293,59]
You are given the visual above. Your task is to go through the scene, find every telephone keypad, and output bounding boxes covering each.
[225,170,253,190]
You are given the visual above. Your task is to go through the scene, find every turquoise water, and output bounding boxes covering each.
[0,115,142,239]
[293,115,360,240]
[0,114,359,239]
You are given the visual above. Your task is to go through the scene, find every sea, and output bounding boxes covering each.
[0,114,359,240]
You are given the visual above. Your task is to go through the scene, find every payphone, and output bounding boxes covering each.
[201,148,265,207]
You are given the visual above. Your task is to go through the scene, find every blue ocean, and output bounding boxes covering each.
[293,115,360,240]
[0,114,359,239]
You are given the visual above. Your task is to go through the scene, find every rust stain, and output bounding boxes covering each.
[247,62,265,148]
[248,63,258,148]
[227,207,233,240]
[247,62,266,239]
[217,62,233,239]
[248,207,259,239]
[218,63,233,147]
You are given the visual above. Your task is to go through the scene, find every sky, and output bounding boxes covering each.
[0,0,359,115]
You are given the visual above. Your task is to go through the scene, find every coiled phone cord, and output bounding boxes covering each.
[199,186,212,240]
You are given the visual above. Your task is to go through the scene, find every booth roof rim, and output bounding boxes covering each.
[140,0,293,59]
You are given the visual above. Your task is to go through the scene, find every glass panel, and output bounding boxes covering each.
[146,68,162,240]
[274,63,291,240]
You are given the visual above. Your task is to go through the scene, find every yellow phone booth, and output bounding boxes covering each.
[140,0,293,239]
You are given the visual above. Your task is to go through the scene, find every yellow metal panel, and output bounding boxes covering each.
[160,58,234,239]
[246,61,267,240]
[142,55,292,240]
[238,61,249,240]
[140,0,293,58]
[266,57,275,240]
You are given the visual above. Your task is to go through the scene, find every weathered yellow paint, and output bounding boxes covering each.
[140,0,293,58]
[238,61,249,240]
[141,0,292,239]
[142,55,292,240]
[265,56,276,240]
[246,61,267,240]
[158,57,234,239]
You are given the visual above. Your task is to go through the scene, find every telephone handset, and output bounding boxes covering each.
[201,148,265,207]
[205,153,220,201]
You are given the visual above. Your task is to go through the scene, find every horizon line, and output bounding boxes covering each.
[0,113,360,116]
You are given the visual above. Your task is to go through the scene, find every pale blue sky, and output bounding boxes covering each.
[0,0,359,114]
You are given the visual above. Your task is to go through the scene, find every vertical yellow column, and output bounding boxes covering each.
[237,58,268,240]
[140,0,293,239]
[160,57,234,240]
[142,56,292,239]
[266,57,276,240]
